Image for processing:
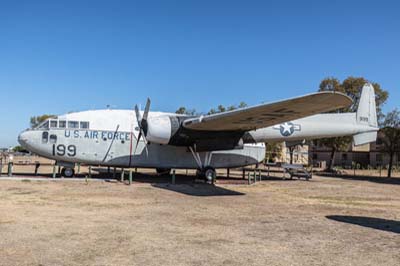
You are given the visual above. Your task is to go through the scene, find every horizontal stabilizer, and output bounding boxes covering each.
[353,131,377,146]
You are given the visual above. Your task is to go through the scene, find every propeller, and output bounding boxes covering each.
[134,98,151,156]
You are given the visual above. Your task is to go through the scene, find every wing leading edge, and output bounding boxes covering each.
[183,91,353,131]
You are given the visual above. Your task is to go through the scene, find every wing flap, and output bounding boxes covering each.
[183,92,352,131]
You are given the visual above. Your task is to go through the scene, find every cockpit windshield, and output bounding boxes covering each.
[37,120,49,129]
[34,119,90,130]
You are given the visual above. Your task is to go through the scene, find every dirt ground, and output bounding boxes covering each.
[0,171,399,266]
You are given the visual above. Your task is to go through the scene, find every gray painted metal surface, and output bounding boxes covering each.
[18,84,378,170]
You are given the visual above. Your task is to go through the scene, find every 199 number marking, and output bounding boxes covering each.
[52,144,76,157]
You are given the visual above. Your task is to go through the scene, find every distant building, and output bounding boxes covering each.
[309,142,370,168]
[309,131,400,168]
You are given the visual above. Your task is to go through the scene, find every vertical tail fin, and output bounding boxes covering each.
[353,83,378,146]
[357,83,378,128]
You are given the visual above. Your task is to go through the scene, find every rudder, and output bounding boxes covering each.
[357,83,378,128]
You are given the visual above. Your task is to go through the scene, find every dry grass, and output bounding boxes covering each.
[0,172,399,266]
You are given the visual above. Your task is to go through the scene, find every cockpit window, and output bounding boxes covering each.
[34,119,89,130]
[38,121,49,129]
[59,120,66,128]
[50,120,58,128]
[68,121,79,129]
[80,121,89,129]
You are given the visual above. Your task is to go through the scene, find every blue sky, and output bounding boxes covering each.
[0,0,399,147]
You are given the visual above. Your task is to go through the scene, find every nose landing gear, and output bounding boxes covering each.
[61,167,75,178]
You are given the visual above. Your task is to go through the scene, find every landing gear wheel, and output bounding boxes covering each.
[156,168,171,175]
[204,167,216,184]
[61,167,75,178]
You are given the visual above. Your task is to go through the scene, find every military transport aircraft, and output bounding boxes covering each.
[18,83,378,180]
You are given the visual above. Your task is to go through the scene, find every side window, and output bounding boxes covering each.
[49,134,57,144]
[68,121,79,129]
[50,120,58,128]
[42,132,49,143]
[80,121,89,129]
[59,120,66,128]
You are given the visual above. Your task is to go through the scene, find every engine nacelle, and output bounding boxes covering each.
[146,115,172,145]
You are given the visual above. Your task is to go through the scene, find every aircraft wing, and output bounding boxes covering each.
[183,92,352,131]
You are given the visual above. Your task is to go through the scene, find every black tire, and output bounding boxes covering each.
[196,169,204,178]
[156,168,171,175]
[61,167,75,178]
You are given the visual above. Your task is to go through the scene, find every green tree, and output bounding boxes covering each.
[238,102,248,108]
[175,107,187,114]
[208,108,217,115]
[30,114,56,128]
[319,76,389,121]
[12,146,28,153]
[380,109,400,178]
[207,102,247,115]
[175,107,197,116]
[217,105,226,113]
[317,77,389,170]
[227,105,236,111]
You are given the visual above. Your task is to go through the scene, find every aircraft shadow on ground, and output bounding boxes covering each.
[130,173,245,196]
[326,215,400,234]
[151,183,245,197]
[6,172,244,196]
[317,172,400,186]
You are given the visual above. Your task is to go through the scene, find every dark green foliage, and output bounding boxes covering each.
[12,145,28,153]
[207,102,247,115]
[380,109,400,178]
[30,114,56,128]
[175,107,197,116]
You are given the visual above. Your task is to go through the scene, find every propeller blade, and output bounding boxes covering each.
[133,98,151,157]
[133,130,142,155]
[142,98,151,121]
[134,104,141,126]
[133,129,149,156]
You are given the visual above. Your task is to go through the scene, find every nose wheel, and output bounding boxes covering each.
[61,167,75,178]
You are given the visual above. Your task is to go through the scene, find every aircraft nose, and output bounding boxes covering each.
[18,131,29,148]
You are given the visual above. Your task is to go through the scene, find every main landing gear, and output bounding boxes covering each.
[189,146,217,184]
[196,166,217,184]
[204,166,216,183]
